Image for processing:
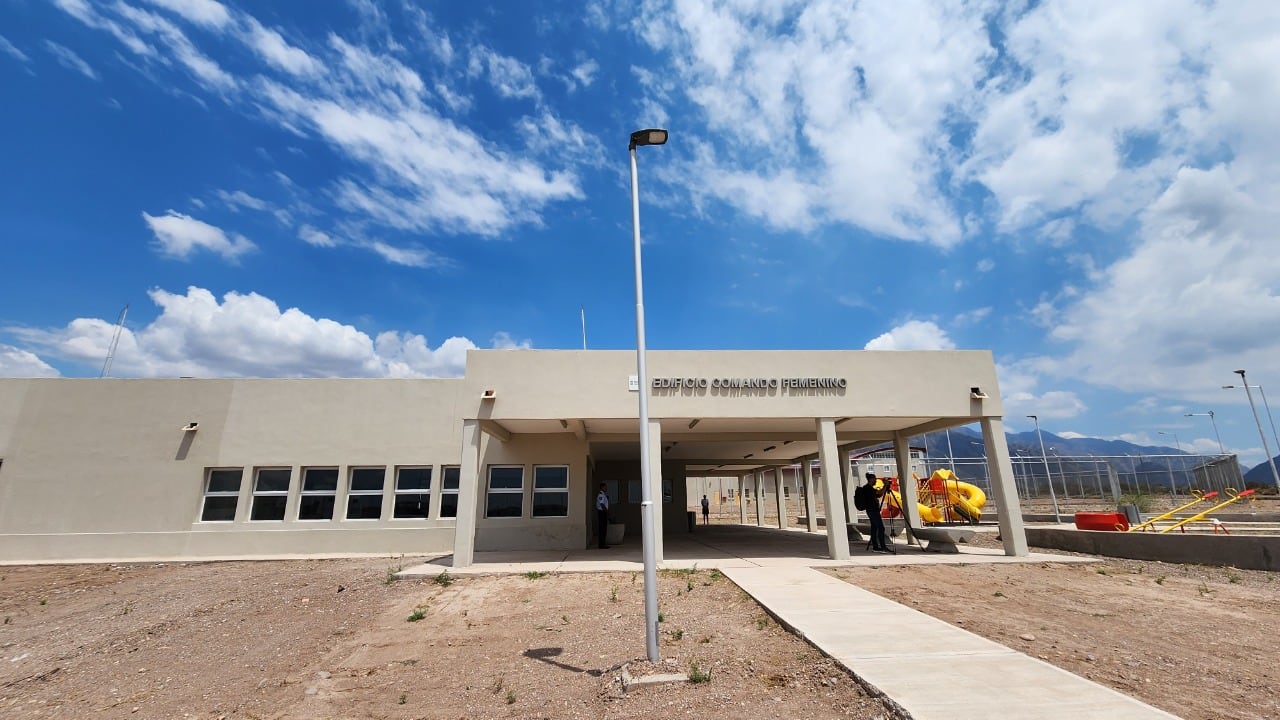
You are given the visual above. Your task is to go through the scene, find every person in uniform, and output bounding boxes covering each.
[596,482,611,549]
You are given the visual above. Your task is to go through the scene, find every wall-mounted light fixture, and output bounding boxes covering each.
[182,422,199,432]
[970,387,989,399]
[481,389,497,400]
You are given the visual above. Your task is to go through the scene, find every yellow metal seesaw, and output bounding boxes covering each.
[1160,488,1256,534]
[1128,489,1212,533]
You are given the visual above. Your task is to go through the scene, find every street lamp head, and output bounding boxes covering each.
[1235,369,1247,377]
[1026,414,1037,420]
[629,128,668,149]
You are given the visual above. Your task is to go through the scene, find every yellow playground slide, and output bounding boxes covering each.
[878,471,986,524]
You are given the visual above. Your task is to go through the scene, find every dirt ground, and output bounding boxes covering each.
[834,550,1280,720]
[0,559,895,719]
[2,551,1277,720]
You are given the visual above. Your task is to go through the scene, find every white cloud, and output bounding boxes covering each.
[629,0,1280,259]
[214,189,269,212]
[976,258,994,273]
[469,47,539,99]
[1041,164,1280,397]
[111,2,236,90]
[864,320,955,351]
[0,34,30,63]
[12,286,522,378]
[298,224,338,247]
[0,345,60,377]
[142,0,232,30]
[995,360,1087,422]
[43,40,98,80]
[142,211,256,261]
[634,0,993,243]
[245,19,323,77]
[51,1,590,245]
[570,59,598,88]
[953,307,991,326]
[363,240,438,268]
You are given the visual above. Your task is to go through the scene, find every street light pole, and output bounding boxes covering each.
[1224,383,1280,455]
[1232,370,1280,493]
[1028,415,1061,521]
[1184,411,1225,454]
[628,127,667,663]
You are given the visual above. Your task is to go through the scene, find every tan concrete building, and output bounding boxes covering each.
[0,349,1027,565]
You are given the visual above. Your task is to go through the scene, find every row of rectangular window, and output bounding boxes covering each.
[485,465,568,518]
[201,466,460,523]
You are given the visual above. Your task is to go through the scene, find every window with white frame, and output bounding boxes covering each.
[250,467,291,521]
[486,466,524,518]
[298,467,338,520]
[393,466,431,519]
[201,468,243,521]
[346,467,386,519]
[531,465,569,517]
[439,466,460,518]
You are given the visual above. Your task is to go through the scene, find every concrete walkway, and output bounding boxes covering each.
[398,525,1178,718]
[724,565,1180,720]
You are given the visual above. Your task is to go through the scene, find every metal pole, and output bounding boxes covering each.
[1029,416,1061,521]
[629,144,660,662]
[945,428,955,473]
[1158,431,1181,500]
[1235,371,1280,494]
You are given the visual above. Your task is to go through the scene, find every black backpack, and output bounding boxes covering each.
[853,485,868,511]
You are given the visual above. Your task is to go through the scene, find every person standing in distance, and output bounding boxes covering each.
[860,472,890,552]
[596,482,611,549]
[700,494,710,525]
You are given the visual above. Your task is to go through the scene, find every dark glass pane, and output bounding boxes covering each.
[200,497,236,517]
[443,467,460,490]
[201,496,237,521]
[303,468,338,492]
[346,493,383,519]
[486,493,522,517]
[393,493,430,519]
[207,469,242,494]
[396,467,431,491]
[251,495,287,521]
[255,468,291,493]
[488,467,523,490]
[532,491,568,517]
[439,494,458,518]
[350,468,386,492]
[534,466,568,489]
[298,495,335,520]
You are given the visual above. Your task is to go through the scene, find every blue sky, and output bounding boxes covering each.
[2,0,1279,468]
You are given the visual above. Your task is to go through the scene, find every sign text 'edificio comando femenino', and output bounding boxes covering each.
[652,377,847,390]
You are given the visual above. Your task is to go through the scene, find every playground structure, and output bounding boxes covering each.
[1127,488,1257,534]
[878,470,988,525]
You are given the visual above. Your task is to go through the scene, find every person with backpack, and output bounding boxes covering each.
[855,472,890,553]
